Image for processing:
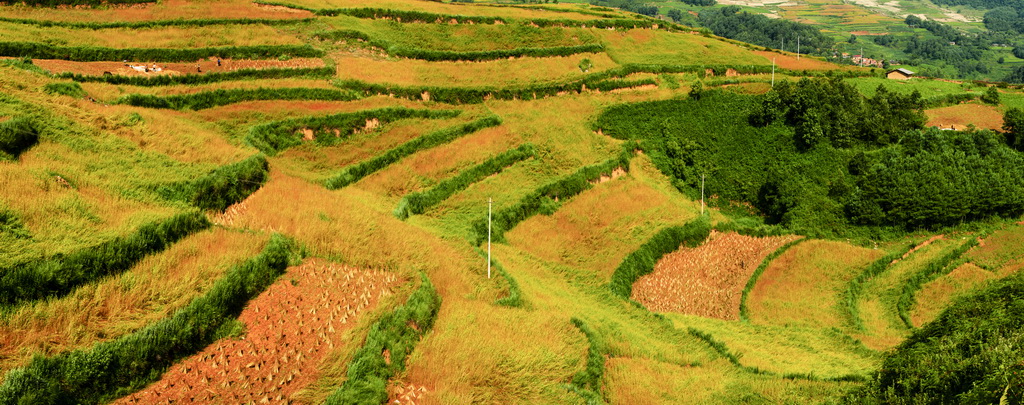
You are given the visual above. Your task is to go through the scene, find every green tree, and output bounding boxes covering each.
[667,8,683,22]
[981,85,1001,105]
[1003,107,1024,150]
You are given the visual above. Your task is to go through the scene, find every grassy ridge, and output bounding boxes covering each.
[738,238,808,322]
[607,218,712,299]
[0,211,210,309]
[323,116,503,190]
[0,16,313,29]
[470,143,637,246]
[0,42,323,62]
[840,244,915,331]
[324,273,441,405]
[57,66,335,86]
[0,234,299,404]
[158,154,269,211]
[568,318,606,405]
[0,0,149,6]
[394,144,536,220]
[895,236,980,329]
[246,107,461,155]
[0,116,39,160]
[116,88,358,110]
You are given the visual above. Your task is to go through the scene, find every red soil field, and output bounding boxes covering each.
[115,258,401,404]
[926,102,1004,131]
[753,50,860,71]
[631,231,802,320]
[33,57,325,77]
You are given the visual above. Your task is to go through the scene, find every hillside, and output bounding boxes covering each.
[0,0,1022,403]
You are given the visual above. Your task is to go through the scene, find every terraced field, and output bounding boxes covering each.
[0,0,1020,403]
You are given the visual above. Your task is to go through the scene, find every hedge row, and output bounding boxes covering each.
[471,143,637,246]
[0,210,211,309]
[246,107,460,155]
[323,116,502,189]
[315,7,503,24]
[0,116,39,160]
[0,42,323,62]
[0,234,299,404]
[490,253,524,308]
[896,236,981,328]
[568,318,605,405]
[58,66,334,86]
[712,220,790,238]
[336,75,653,105]
[922,92,979,108]
[315,30,603,62]
[158,154,269,212]
[608,218,712,299]
[42,82,85,98]
[324,273,441,405]
[116,87,358,110]
[841,243,915,331]
[0,16,313,29]
[394,144,535,220]
[738,237,807,322]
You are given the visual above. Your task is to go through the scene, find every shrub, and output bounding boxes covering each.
[323,116,502,189]
[394,144,535,219]
[42,82,85,98]
[0,234,299,404]
[324,273,441,404]
[0,210,211,309]
[568,318,606,404]
[608,217,711,298]
[158,154,269,211]
[116,87,358,110]
[246,107,461,155]
[0,116,39,160]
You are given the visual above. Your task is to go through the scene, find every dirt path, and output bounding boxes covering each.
[115,258,400,404]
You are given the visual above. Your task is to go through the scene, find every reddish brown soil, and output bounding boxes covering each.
[753,50,860,71]
[926,102,1004,131]
[631,231,801,320]
[33,57,324,77]
[115,259,400,404]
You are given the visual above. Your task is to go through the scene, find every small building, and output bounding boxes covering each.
[887,68,915,80]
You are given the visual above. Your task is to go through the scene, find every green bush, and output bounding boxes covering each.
[116,87,358,110]
[922,92,978,108]
[324,116,502,189]
[0,116,39,160]
[0,42,323,62]
[470,143,637,246]
[0,210,211,309]
[58,66,334,86]
[568,318,606,404]
[850,273,1024,404]
[0,207,30,239]
[0,234,299,404]
[608,217,711,299]
[158,154,269,211]
[42,82,85,98]
[394,144,535,219]
[324,273,441,405]
[246,107,461,155]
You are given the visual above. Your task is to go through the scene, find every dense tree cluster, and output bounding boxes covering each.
[750,78,927,149]
[697,6,833,54]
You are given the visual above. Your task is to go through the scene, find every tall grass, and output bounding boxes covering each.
[471,143,637,246]
[895,236,980,329]
[116,87,358,110]
[324,273,441,405]
[0,234,299,404]
[738,238,808,322]
[246,107,461,155]
[0,42,323,62]
[0,211,210,310]
[157,154,268,211]
[323,116,503,190]
[317,30,602,61]
[394,144,536,220]
[607,217,712,299]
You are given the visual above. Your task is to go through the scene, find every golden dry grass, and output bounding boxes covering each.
[332,52,618,88]
[81,78,336,102]
[967,225,1024,270]
[284,0,609,20]
[0,228,267,377]
[910,262,994,327]
[601,29,769,66]
[752,50,863,71]
[0,0,313,22]
[0,23,302,48]
[747,240,882,329]
[925,102,1005,131]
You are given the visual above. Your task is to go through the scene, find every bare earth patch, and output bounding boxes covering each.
[926,102,1004,131]
[631,231,801,320]
[116,259,400,404]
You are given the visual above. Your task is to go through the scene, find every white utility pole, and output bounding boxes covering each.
[700,174,705,215]
[797,36,800,59]
[771,58,776,88]
[487,197,492,279]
